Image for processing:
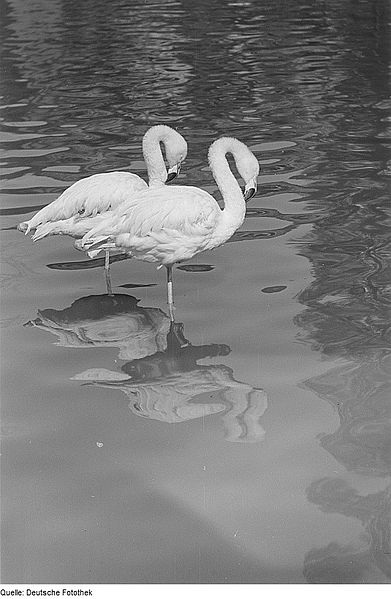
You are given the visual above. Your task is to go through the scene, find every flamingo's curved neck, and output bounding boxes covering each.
[142,128,168,187]
[209,140,246,241]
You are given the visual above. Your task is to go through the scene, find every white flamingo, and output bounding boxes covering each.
[81,137,259,318]
[17,124,188,294]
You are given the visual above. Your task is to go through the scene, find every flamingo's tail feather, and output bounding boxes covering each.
[86,248,106,259]
[31,222,58,241]
[80,235,117,259]
[86,242,117,259]
[80,234,112,249]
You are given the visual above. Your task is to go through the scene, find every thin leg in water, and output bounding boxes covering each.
[104,249,113,296]
[166,265,175,322]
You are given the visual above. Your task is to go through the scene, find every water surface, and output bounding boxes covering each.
[1,0,390,584]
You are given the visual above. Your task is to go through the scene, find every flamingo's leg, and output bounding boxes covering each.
[166,265,175,322]
[104,250,113,296]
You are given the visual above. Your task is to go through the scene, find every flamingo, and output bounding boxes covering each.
[81,137,259,318]
[17,124,188,294]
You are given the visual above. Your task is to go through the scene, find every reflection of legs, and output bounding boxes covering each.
[104,250,113,296]
[167,322,190,352]
[166,265,175,322]
[222,387,268,443]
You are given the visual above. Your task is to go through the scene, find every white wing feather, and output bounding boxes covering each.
[19,172,147,234]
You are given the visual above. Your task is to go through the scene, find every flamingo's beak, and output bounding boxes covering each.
[243,177,258,202]
[166,162,181,183]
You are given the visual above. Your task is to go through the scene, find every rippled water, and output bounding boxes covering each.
[1,0,390,584]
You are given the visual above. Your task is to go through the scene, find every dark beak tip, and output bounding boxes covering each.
[244,187,256,202]
[166,171,177,183]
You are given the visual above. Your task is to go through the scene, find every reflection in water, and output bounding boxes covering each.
[304,356,391,477]
[297,233,391,581]
[26,294,170,360]
[300,352,391,582]
[304,478,391,583]
[28,294,268,443]
[296,221,391,582]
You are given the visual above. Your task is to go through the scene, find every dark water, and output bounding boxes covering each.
[1,0,390,584]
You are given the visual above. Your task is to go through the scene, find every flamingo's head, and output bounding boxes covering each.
[236,145,260,202]
[165,130,188,183]
[209,136,260,202]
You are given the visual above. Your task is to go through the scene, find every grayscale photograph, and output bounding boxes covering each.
[0,0,390,588]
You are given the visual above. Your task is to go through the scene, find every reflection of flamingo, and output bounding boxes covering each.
[74,318,268,444]
[26,291,267,442]
[18,125,188,294]
[81,137,259,319]
[25,293,171,360]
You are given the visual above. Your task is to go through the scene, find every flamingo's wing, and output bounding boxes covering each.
[114,186,220,237]
[19,172,147,234]
[80,186,220,263]
[31,212,118,241]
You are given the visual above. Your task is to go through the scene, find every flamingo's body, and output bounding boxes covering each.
[83,185,237,263]
[81,137,259,315]
[18,125,187,238]
[17,125,187,293]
